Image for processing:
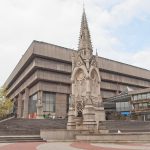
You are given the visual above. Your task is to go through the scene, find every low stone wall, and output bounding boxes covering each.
[40,129,89,141]
[76,133,150,142]
[40,129,150,142]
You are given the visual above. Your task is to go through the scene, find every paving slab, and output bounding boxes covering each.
[0,142,150,150]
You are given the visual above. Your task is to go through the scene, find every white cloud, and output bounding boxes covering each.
[131,49,150,69]
[88,0,150,70]
[0,0,150,86]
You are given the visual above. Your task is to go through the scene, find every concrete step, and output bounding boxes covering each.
[0,118,67,136]
[0,135,46,143]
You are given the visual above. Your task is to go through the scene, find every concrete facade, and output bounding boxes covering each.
[3,40,150,119]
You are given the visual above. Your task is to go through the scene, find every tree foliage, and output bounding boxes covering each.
[0,87,13,118]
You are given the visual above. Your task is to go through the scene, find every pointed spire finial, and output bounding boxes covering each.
[83,0,85,11]
[78,5,93,60]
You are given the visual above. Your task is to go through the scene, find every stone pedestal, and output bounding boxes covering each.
[94,106,108,133]
[98,121,109,134]
[96,107,105,121]
[67,107,76,130]
[82,105,96,130]
[74,117,83,130]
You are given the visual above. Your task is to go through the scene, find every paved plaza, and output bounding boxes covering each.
[0,142,150,150]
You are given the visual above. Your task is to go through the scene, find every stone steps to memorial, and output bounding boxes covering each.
[0,118,67,136]
[1,118,150,137]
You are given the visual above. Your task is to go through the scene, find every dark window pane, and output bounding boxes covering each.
[29,93,37,113]
[43,92,56,113]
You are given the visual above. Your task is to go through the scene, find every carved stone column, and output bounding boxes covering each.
[23,88,29,118]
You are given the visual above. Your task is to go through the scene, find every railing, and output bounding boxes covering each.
[0,113,15,122]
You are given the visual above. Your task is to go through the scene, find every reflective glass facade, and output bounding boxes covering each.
[132,92,150,112]
[116,102,131,112]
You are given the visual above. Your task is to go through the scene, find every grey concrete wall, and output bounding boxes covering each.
[39,81,70,94]
[55,93,68,118]
[3,41,150,102]
[76,133,150,142]
[40,129,89,141]
[40,129,150,142]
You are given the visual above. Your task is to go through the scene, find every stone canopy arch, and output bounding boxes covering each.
[89,66,101,82]
[71,65,88,82]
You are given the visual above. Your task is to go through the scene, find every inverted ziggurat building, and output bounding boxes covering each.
[4,9,150,119]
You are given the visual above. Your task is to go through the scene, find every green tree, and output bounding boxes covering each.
[0,87,13,118]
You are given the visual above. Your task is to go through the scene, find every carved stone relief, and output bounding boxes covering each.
[75,99,85,117]
[90,69,99,98]
[75,69,86,97]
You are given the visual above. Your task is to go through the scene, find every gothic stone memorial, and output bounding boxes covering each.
[67,9,107,133]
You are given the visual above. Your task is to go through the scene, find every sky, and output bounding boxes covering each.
[0,0,150,86]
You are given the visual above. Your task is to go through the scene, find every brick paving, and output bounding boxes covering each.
[0,142,150,150]
[71,142,129,150]
[0,142,44,150]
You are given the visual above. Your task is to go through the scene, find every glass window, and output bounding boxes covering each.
[134,104,139,110]
[142,94,147,100]
[32,94,38,101]
[29,93,38,113]
[116,102,121,112]
[134,95,138,101]
[138,94,142,100]
[147,93,150,99]
[124,102,130,111]
[147,114,150,119]
[116,102,130,112]
[139,103,143,109]
[120,102,124,111]
[143,103,147,109]
[43,92,56,113]
[147,103,150,109]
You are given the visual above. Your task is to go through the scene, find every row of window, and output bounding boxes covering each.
[134,102,150,110]
[28,94,38,113]
[28,92,70,114]
[116,102,131,112]
[133,93,150,101]
[43,92,56,112]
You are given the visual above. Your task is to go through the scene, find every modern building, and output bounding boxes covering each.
[3,11,150,119]
[105,87,150,121]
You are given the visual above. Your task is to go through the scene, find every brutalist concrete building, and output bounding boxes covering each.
[3,40,150,119]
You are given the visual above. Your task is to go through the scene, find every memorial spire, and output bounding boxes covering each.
[78,8,93,59]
